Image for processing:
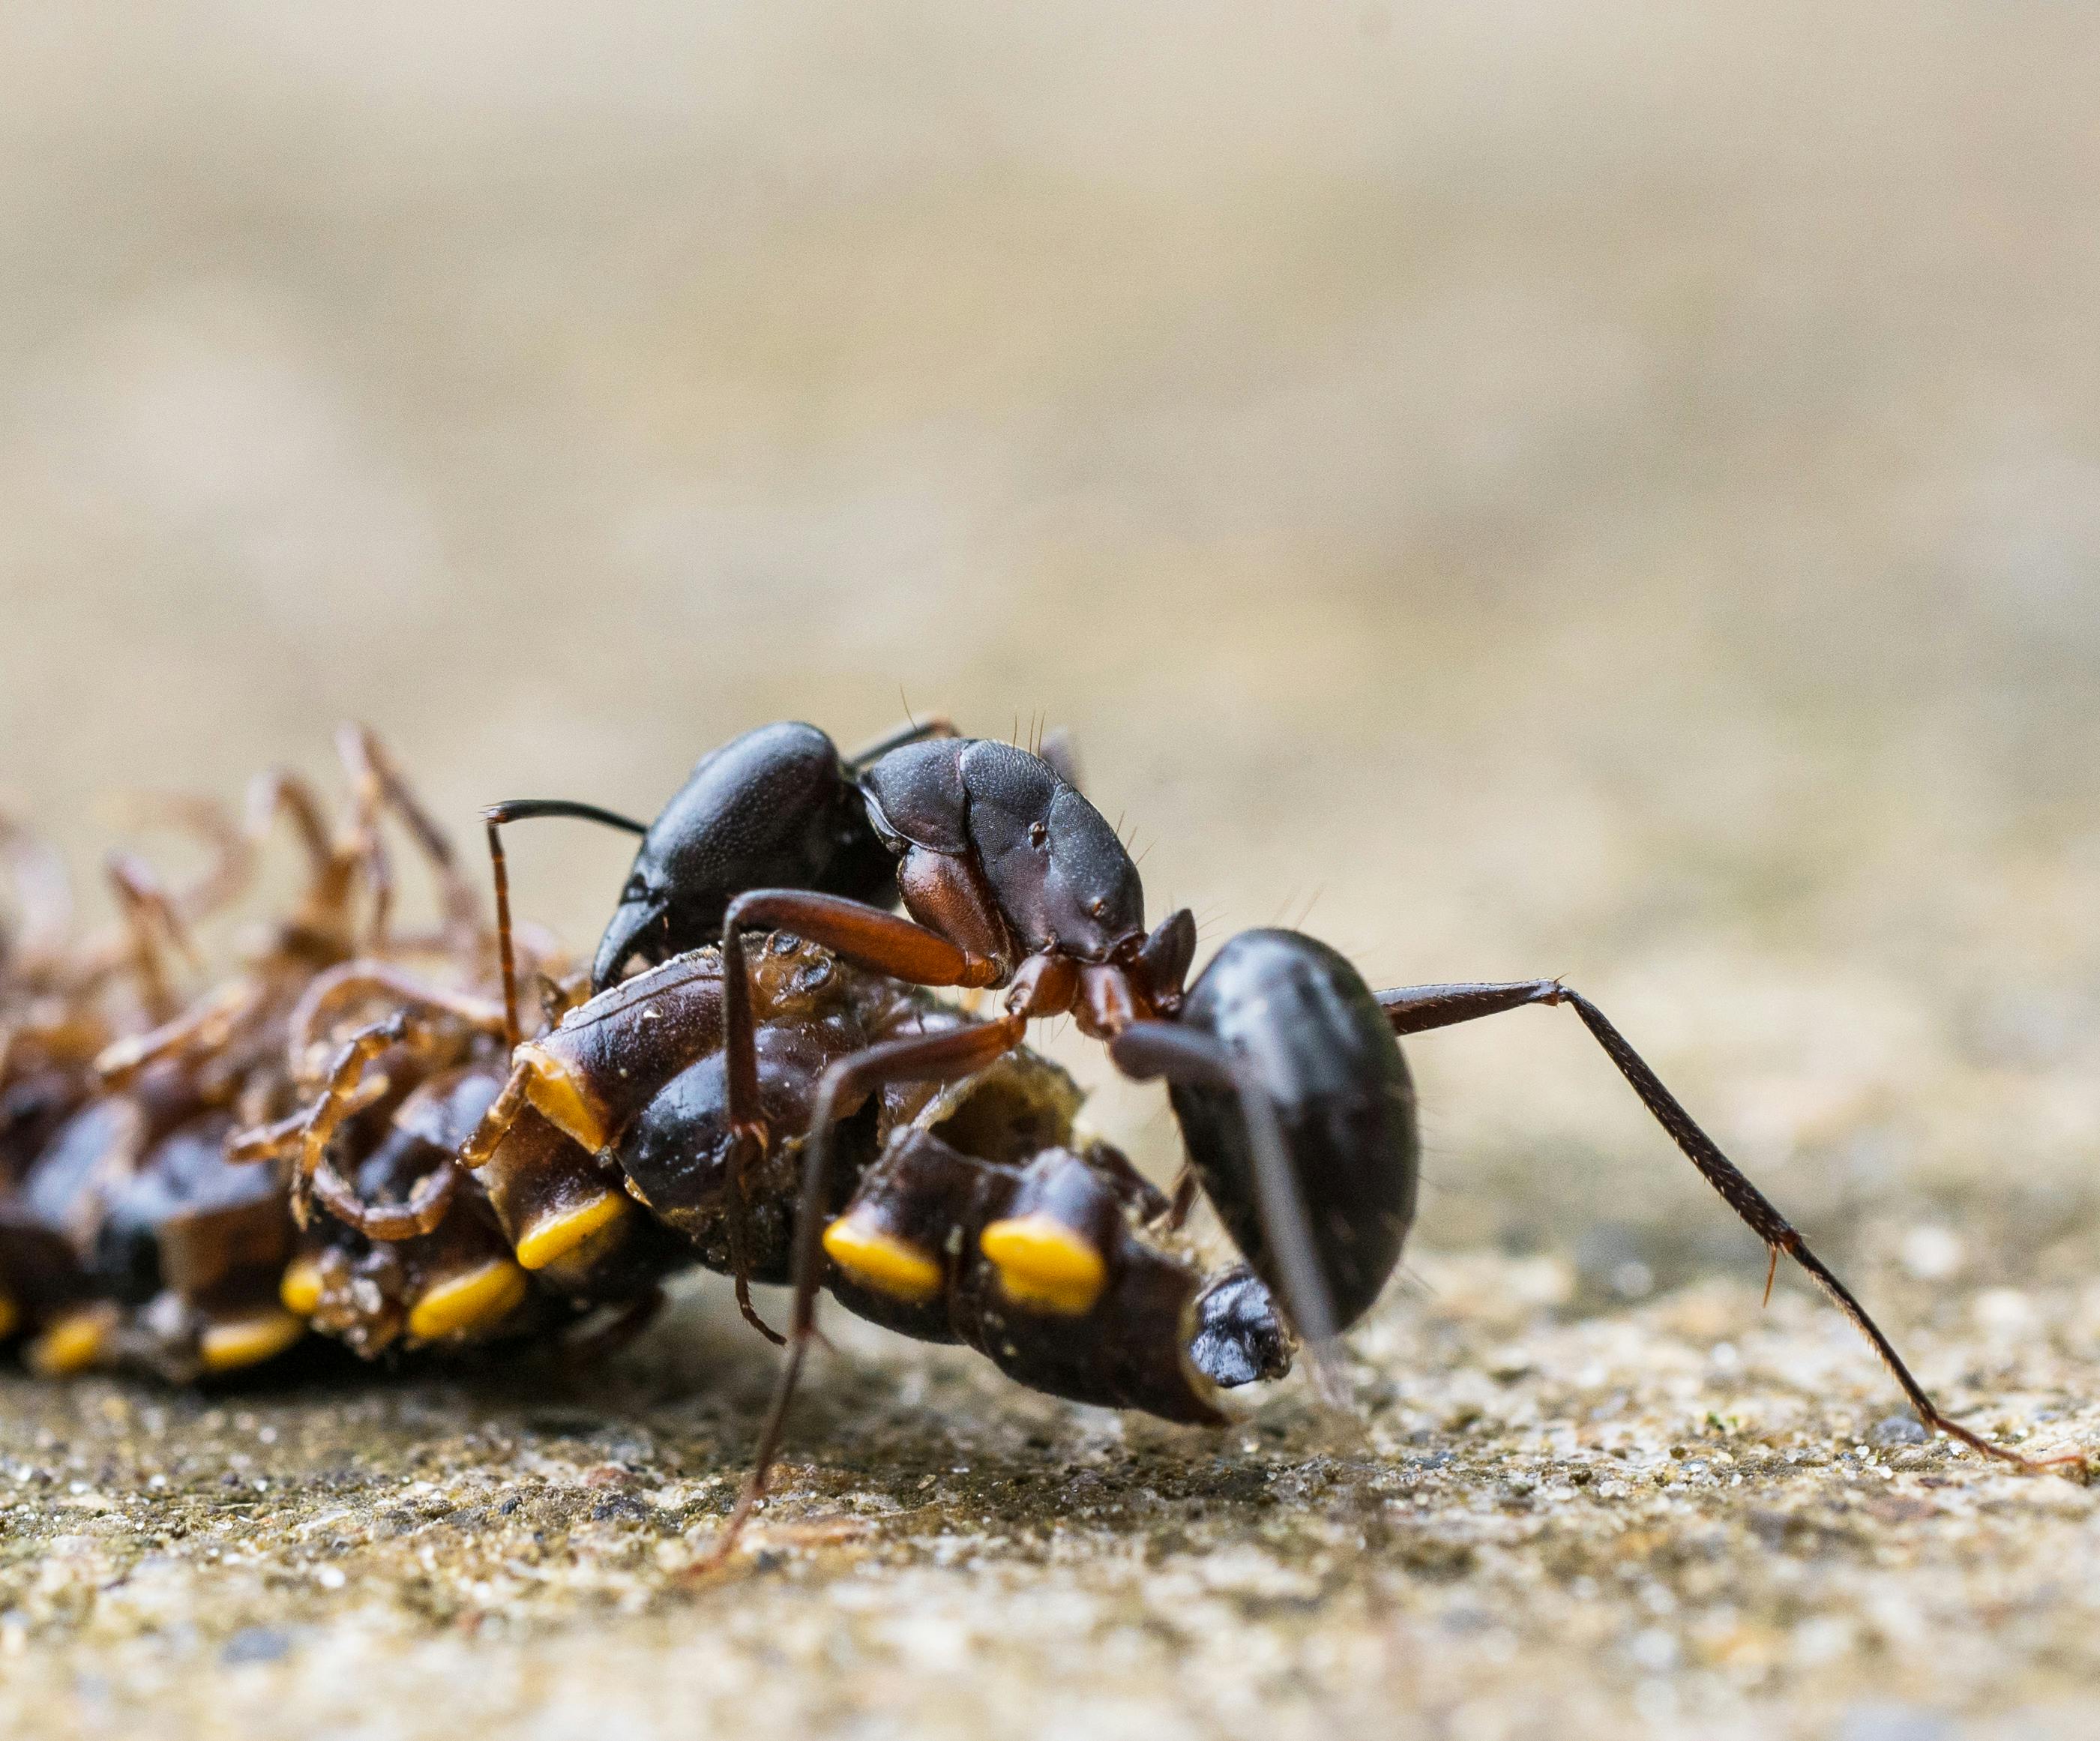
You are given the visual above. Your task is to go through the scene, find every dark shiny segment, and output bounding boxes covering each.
[824,1130,1236,1423]
[1169,929,1418,1332]
[1188,1266,1290,1388]
[593,722,897,988]
[859,739,1146,961]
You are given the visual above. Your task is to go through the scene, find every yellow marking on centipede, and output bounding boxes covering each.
[26,1306,116,1377]
[517,1044,609,1152]
[514,1191,631,1270]
[980,1215,1107,1316]
[199,1310,306,1373]
[407,1259,529,1341]
[822,1216,944,1303]
[278,1256,325,1317]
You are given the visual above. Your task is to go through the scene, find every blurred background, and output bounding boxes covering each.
[5,1,2100,1294]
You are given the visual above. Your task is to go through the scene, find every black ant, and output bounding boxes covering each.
[486,715,2084,1555]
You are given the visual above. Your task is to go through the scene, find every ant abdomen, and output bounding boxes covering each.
[1167,928,1420,1335]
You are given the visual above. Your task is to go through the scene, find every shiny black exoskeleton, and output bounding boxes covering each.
[1164,930,1418,1334]
[592,722,901,990]
[494,718,1193,1026]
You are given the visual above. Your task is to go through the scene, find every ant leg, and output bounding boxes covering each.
[720,887,1004,1149]
[1109,1022,1350,1405]
[481,800,651,1047]
[845,714,957,770]
[702,1013,1028,1568]
[1373,978,2084,1473]
[716,882,1012,1340]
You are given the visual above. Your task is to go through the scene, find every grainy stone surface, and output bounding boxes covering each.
[7,4,2100,1737]
[2,1248,2098,1741]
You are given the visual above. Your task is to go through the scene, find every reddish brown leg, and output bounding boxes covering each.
[1374,978,2084,1474]
[700,1013,1028,1569]
[250,1013,461,1236]
[342,724,484,954]
[481,799,650,1049]
[719,889,1002,1149]
[313,1149,458,1241]
[244,769,335,887]
[715,883,1015,1351]
[105,852,199,1023]
[286,961,503,1058]
[96,978,264,1083]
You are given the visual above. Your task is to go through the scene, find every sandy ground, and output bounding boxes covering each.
[5,5,2100,1738]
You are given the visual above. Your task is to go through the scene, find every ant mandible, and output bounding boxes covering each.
[488,715,2083,1545]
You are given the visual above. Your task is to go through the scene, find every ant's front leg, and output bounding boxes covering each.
[716,879,1022,1341]
[718,881,1009,1152]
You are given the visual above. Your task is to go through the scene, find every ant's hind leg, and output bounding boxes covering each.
[1372,977,2086,1473]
